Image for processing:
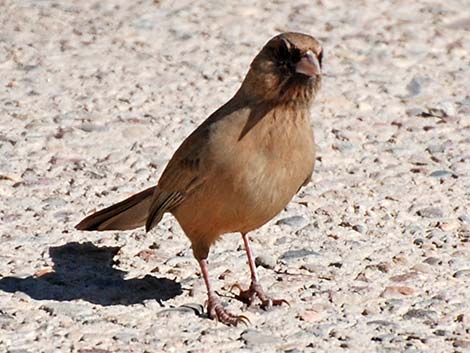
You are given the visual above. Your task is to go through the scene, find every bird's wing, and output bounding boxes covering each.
[144,97,249,232]
[145,124,212,232]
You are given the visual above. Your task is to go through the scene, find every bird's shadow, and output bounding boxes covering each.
[0,242,182,306]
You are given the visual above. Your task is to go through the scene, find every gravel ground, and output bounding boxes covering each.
[1,0,469,352]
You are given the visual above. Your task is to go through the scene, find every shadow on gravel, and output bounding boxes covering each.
[0,242,182,306]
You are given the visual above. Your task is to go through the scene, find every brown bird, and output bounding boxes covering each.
[76,32,323,326]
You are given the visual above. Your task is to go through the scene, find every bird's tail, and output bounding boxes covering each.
[75,186,156,231]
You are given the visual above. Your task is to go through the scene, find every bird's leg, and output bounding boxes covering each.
[198,258,249,326]
[233,233,289,309]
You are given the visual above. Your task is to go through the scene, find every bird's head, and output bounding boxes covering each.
[240,32,323,106]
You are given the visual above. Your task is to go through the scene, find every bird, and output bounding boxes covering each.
[76,32,323,326]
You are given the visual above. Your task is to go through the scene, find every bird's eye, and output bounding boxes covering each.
[290,48,301,64]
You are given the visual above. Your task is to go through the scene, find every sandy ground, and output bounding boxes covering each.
[1,0,469,352]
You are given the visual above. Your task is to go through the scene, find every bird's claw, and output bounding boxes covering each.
[232,281,289,309]
[207,297,250,326]
[261,298,290,309]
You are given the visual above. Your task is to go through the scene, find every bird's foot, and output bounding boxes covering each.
[232,282,289,309]
[207,295,250,326]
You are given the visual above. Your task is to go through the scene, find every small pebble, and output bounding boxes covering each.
[298,309,323,323]
[390,272,419,282]
[78,123,108,132]
[406,107,426,116]
[381,286,415,297]
[458,214,470,224]
[276,216,309,229]
[429,170,454,178]
[423,257,440,265]
[453,339,470,349]
[352,224,367,234]
[417,207,444,218]
[403,309,437,321]
[406,77,424,96]
[438,220,459,231]
[384,299,405,314]
[367,320,397,328]
[453,269,470,278]
[241,330,280,346]
[433,329,448,336]
[255,254,276,269]
[280,249,319,260]
[371,334,396,343]
[411,263,432,273]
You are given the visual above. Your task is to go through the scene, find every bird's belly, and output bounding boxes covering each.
[174,147,313,238]
[228,154,311,231]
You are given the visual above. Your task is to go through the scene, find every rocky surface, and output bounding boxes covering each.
[1,0,469,352]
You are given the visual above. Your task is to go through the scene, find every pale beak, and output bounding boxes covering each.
[295,50,321,77]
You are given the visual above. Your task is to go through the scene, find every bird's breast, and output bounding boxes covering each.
[208,107,315,232]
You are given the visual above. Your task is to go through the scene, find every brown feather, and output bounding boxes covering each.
[75,186,156,231]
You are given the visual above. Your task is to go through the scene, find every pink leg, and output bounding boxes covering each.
[243,232,259,284]
[198,258,249,326]
[233,233,289,309]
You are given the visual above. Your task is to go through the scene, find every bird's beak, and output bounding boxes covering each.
[295,50,321,77]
